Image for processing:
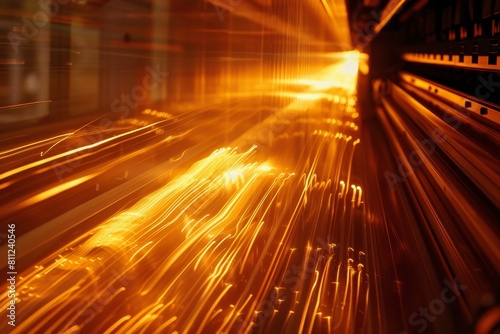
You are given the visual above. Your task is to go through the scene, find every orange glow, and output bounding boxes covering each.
[1,1,495,333]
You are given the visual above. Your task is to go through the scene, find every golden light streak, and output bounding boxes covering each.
[17,173,97,208]
[0,46,371,333]
[0,119,171,181]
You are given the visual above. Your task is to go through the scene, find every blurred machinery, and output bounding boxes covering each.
[0,0,498,333]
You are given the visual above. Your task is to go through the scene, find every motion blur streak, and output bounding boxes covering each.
[1,54,368,332]
[0,0,499,334]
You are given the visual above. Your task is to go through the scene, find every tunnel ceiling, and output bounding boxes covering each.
[14,0,353,53]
